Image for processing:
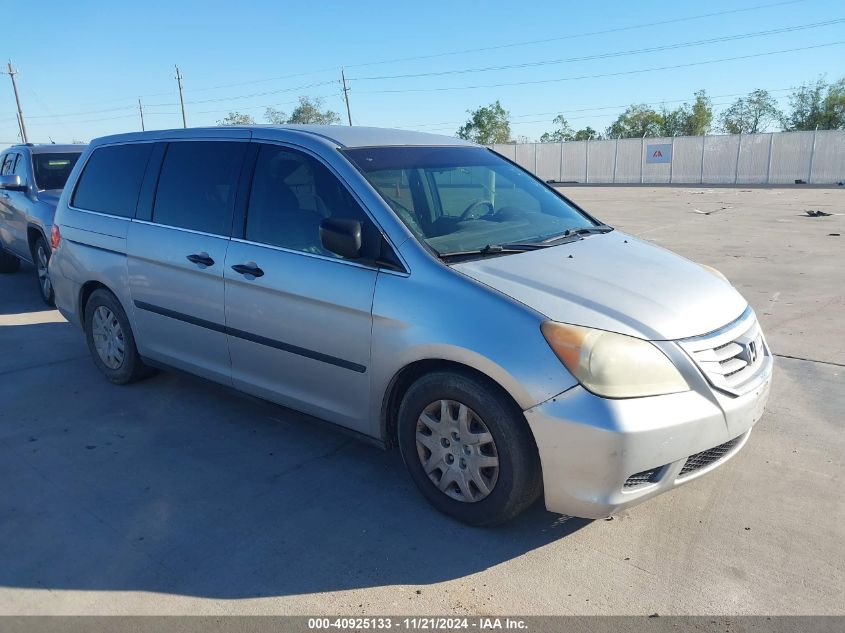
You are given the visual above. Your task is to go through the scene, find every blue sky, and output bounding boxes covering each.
[2,0,844,144]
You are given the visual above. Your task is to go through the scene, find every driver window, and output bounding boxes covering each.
[246,145,372,259]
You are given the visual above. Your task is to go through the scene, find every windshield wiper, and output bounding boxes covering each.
[438,243,543,261]
[540,224,613,244]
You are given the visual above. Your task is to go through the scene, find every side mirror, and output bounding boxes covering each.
[0,174,26,191]
[319,218,362,259]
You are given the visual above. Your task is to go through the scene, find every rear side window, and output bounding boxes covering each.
[152,141,246,235]
[73,144,153,217]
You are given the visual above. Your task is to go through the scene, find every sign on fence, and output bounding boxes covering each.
[646,143,672,164]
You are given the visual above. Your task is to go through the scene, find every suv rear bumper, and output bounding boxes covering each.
[524,369,771,519]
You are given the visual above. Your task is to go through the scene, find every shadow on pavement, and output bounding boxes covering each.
[0,271,588,599]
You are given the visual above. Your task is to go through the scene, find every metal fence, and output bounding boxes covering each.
[491,129,845,185]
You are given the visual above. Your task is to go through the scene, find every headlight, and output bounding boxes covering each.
[700,263,729,282]
[541,322,689,398]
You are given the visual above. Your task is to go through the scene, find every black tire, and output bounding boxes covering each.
[397,370,542,526]
[83,288,154,384]
[33,235,55,305]
[0,242,20,273]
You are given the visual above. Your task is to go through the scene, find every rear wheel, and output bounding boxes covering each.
[0,242,20,273]
[83,288,153,384]
[33,235,54,305]
[397,370,542,526]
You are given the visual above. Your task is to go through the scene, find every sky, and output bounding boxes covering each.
[2,0,844,144]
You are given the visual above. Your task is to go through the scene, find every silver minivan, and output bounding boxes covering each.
[49,126,772,525]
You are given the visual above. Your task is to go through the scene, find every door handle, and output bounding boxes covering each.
[231,262,264,278]
[186,252,215,266]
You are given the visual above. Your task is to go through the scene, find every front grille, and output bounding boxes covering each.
[679,307,770,396]
[624,467,662,488]
[677,435,743,477]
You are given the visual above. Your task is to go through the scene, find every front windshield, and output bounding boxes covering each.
[33,152,81,191]
[343,146,596,255]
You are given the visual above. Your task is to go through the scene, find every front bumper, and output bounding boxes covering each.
[524,360,772,519]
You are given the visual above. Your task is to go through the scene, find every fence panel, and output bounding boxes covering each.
[809,129,845,183]
[641,136,672,184]
[536,142,562,181]
[672,136,704,183]
[770,131,815,183]
[561,141,587,181]
[702,135,740,183]
[736,133,771,184]
[614,138,643,183]
[586,140,616,183]
[491,144,516,161]
[514,143,535,172]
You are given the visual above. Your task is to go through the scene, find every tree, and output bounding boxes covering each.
[540,116,600,142]
[262,97,341,125]
[218,111,255,126]
[684,90,714,136]
[456,101,511,144]
[658,91,712,136]
[719,89,781,134]
[540,115,575,142]
[783,77,845,131]
[264,106,286,125]
[573,126,599,140]
[606,104,663,138]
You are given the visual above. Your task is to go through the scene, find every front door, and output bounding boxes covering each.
[224,144,378,432]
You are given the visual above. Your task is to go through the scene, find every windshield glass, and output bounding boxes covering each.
[33,152,82,191]
[343,146,595,255]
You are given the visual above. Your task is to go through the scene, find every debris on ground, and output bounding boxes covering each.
[805,210,832,217]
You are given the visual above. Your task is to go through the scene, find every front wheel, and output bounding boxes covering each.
[397,370,542,526]
[33,235,54,305]
[83,288,154,384]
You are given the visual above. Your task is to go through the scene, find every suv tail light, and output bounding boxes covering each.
[50,225,61,249]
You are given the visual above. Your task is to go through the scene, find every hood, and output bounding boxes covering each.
[451,231,747,340]
[36,190,62,207]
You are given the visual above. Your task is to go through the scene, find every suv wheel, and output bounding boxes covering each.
[397,370,542,526]
[83,288,153,384]
[33,236,54,305]
[0,242,20,273]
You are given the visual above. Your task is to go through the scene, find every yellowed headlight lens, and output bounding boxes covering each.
[541,322,689,398]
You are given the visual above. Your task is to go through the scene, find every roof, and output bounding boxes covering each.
[263,125,475,148]
[7,143,86,154]
[88,125,475,149]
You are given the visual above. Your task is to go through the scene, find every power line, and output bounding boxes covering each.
[359,41,845,95]
[351,18,845,81]
[7,0,803,122]
[344,0,808,69]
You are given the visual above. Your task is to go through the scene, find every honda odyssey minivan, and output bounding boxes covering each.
[49,126,772,525]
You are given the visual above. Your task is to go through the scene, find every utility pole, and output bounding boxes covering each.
[341,68,352,126]
[138,98,145,131]
[175,65,187,128]
[5,61,28,143]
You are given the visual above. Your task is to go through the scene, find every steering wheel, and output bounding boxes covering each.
[459,199,495,222]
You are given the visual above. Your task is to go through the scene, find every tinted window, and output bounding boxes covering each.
[153,141,246,235]
[11,153,25,177]
[0,154,10,175]
[33,152,81,190]
[246,145,372,259]
[73,144,153,217]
